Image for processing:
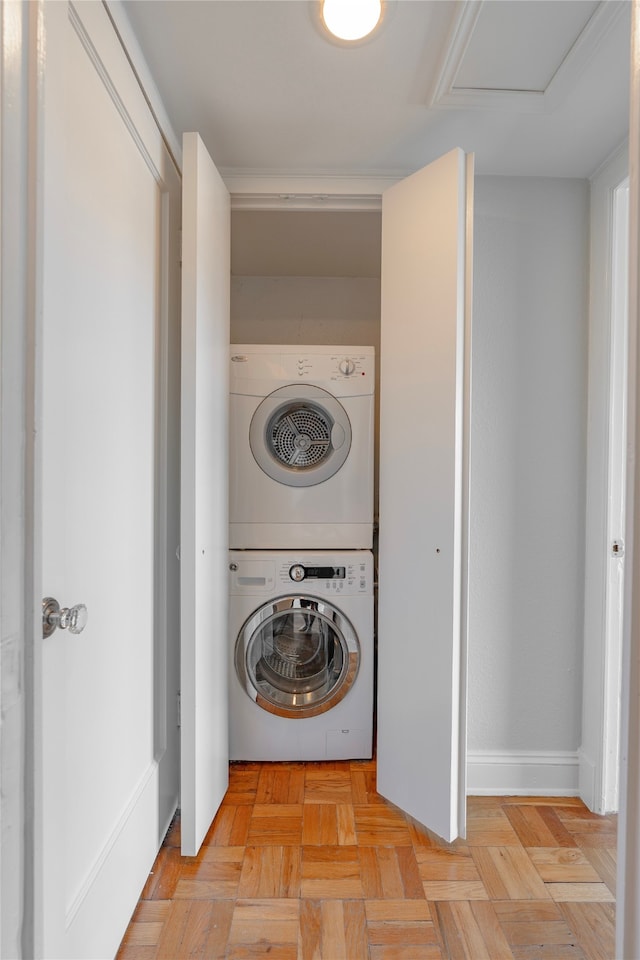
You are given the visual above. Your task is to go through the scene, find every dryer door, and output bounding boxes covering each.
[249,384,352,487]
[236,597,360,718]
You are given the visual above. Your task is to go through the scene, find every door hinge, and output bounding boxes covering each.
[177,691,181,728]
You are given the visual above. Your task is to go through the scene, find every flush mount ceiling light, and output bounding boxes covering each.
[320,0,383,42]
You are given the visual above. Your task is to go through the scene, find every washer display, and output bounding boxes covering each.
[229,345,375,549]
[229,550,374,761]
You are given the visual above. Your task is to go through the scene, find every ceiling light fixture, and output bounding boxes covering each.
[321,0,383,42]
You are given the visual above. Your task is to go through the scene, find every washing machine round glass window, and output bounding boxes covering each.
[249,384,352,487]
[235,597,360,718]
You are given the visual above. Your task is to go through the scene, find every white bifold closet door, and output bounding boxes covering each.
[178,143,473,853]
[377,148,474,843]
[180,132,231,856]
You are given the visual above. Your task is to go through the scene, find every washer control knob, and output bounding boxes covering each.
[289,564,306,582]
[339,358,356,376]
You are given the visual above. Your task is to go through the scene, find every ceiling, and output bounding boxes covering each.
[119,0,631,278]
[121,0,631,183]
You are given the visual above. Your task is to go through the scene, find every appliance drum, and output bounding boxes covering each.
[268,402,332,469]
[249,384,352,488]
[236,597,360,718]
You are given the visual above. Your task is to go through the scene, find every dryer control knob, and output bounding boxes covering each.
[289,564,306,582]
[339,358,356,376]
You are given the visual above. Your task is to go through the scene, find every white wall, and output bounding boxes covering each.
[231,175,590,794]
[231,275,380,351]
[468,176,589,792]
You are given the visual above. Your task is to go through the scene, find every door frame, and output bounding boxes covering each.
[0,1,43,956]
[617,3,640,954]
[603,174,629,813]
[581,144,629,814]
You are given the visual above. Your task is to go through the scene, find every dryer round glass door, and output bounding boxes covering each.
[235,596,360,718]
[249,384,352,487]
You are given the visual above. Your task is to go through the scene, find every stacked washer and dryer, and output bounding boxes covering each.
[228,344,375,761]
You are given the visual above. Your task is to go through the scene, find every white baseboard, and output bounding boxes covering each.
[467,749,580,796]
[64,761,165,960]
[578,747,597,810]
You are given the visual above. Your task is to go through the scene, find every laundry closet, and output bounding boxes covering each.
[222,150,473,848]
[227,210,381,767]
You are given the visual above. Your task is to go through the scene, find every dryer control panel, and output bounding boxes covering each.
[230,345,375,398]
[283,353,370,382]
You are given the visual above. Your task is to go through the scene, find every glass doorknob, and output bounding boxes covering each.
[42,597,88,638]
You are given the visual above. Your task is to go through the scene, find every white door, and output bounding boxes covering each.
[180,132,231,856]
[38,3,181,957]
[377,148,473,843]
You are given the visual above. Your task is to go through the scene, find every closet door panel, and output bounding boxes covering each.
[180,131,230,856]
[377,148,473,843]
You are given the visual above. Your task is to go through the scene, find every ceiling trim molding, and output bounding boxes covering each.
[426,0,483,109]
[224,173,400,209]
[427,0,626,115]
[230,194,383,212]
[105,0,183,168]
[589,138,629,183]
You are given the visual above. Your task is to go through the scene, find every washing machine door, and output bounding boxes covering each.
[236,596,360,718]
[249,384,352,487]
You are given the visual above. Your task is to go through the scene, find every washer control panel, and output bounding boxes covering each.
[229,552,373,596]
[281,557,370,595]
[288,563,346,583]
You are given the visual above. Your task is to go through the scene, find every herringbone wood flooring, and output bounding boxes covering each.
[117,759,617,959]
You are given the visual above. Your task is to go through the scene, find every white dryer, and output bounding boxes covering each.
[229,344,375,549]
[229,550,374,761]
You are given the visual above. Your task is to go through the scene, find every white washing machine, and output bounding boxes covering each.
[229,344,375,549]
[229,550,374,761]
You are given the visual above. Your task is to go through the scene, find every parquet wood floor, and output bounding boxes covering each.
[116,759,617,959]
